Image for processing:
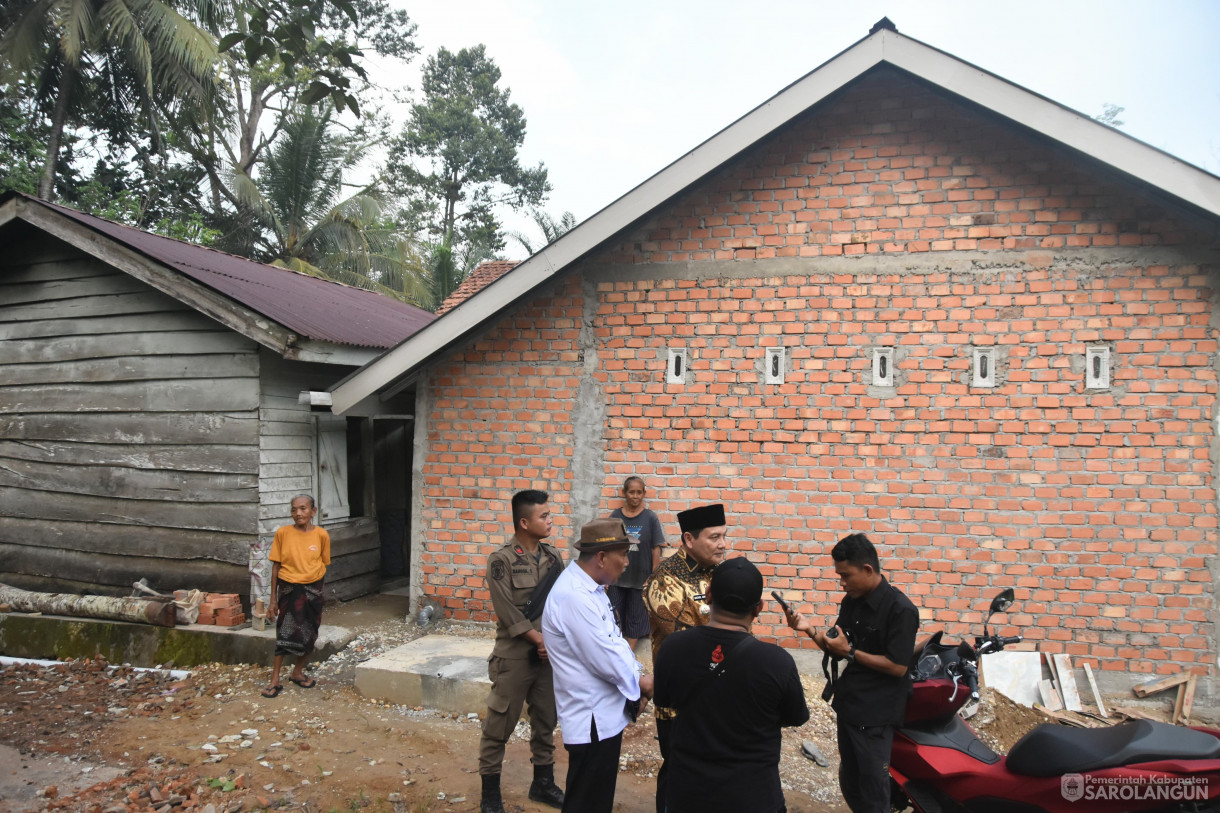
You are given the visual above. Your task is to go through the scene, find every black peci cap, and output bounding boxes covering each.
[677,503,726,535]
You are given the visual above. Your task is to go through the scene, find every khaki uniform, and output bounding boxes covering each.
[478,540,563,775]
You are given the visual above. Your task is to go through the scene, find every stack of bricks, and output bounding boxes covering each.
[194,593,246,627]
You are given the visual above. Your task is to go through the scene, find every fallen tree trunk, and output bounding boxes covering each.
[0,583,175,627]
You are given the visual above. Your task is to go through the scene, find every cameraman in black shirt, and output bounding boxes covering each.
[783,533,918,813]
[655,557,809,813]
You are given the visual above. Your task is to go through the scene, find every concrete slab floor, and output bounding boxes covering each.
[355,635,494,713]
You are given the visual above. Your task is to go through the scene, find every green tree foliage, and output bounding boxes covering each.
[388,45,551,259]
[0,0,220,200]
[181,0,417,252]
[218,0,366,117]
[508,208,577,255]
[0,91,51,195]
[1095,103,1125,128]
[230,105,426,303]
[1,1,557,311]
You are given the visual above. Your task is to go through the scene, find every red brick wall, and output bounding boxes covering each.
[417,69,1219,677]
[419,282,585,620]
[592,260,1216,674]
[599,69,1215,263]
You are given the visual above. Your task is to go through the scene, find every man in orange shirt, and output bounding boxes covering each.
[262,494,331,698]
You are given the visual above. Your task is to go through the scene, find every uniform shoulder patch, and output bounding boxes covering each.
[491,559,507,581]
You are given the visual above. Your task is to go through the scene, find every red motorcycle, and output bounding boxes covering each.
[890,588,1220,812]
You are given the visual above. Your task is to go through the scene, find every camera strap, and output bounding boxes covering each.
[821,650,842,702]
[521,551,564,622]
[679,634,756,713]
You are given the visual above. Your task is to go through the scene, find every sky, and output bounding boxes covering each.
[389,0,1220,259]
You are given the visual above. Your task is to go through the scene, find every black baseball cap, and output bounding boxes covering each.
[708,557,763,613]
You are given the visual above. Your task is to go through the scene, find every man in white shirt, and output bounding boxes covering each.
[542,518,655,813]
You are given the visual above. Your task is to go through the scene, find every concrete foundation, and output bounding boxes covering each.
[0,611,354,667]
[355,635,493,714]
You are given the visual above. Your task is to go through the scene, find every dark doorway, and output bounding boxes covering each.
[373,418,412,581]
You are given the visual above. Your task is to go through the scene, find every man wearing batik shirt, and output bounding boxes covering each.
[642,502,729,813]
[643,503,728,654]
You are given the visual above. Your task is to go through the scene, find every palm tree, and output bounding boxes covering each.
[229,105,428,304]
[508,208,577,255]
[0,0,221,200]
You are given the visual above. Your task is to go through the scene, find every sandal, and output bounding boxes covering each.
[261,685,284,698]
[288,676,316,689]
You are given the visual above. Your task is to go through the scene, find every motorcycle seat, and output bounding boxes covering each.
[1007,719,1220,777]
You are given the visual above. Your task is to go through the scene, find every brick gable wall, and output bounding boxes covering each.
[598,68,1216,263]
[415,69,1219,681]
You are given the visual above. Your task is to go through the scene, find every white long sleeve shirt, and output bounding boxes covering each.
[542,560,642,745]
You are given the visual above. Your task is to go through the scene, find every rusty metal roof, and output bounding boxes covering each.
[24,194,435,349]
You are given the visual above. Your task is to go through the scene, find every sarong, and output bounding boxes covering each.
[275,579,324,657]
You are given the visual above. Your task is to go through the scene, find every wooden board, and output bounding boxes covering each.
[0,378,259,413]
[0,516,251,563]
[0,456,257,502]
[327,572,383,602]
[0,254,114,282]
[0,546,249,595]
[259,435,314,452]
[1111,706,1167,722]
[3,354,259,386]
[1081,663,1109,718]
[326,549,382,582]
[1133,672,1191,697]
[0,486,258,535]
[0,311,224,341]
[2,289,184,322]
[1,273,151,305]
[1175,675,1197,725]
[0,412,259,445]
[0,440,258,474]
[1051,654,1083,712]
[1039,679,1064,711]
[3,332,254,365]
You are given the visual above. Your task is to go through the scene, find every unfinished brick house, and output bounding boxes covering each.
[330,22,1220,697]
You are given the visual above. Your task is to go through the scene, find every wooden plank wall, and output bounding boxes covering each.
[257,351,381,600]
[0,231,259,595]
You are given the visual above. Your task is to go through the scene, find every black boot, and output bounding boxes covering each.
[480,773,506,813]
[528,763,565,809]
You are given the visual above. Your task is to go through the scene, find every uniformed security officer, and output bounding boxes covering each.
[479,489,566,813]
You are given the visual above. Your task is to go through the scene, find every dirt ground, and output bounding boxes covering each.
[0,601,1062,813]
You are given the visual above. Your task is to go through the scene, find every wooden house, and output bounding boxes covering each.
[0,192,433,601]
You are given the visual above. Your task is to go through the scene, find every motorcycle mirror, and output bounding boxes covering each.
[989,588,1015,614]
[985,585,1015,610]
[984,587,1015,640]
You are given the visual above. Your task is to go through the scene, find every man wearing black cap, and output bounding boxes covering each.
[654,557,809,813]
[642,503,728,654]
[783,533,918,813]
[642,503,728,813]
[542,518,654,813]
